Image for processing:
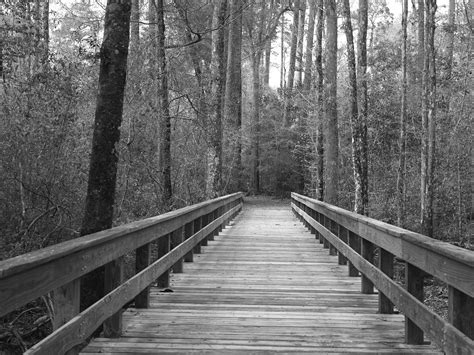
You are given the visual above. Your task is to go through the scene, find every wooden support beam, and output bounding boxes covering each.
[378,248,394,314]
[157,234,171,288]
[361,239,374,294]
[52,279,80,330]
[348,231,360,277]
[337,224,347,265]
[135,243,151,307]
[184,222,194,262]
[103,258,124,337]
[171,227,184,273]
[193,218,202,253]
[405,262,424,344]
[449,286,474,340]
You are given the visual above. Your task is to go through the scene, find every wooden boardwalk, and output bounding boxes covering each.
[81,198,442,354]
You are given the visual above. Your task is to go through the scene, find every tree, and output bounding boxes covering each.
[315,0,324,200]
[302,0,316,92]
[323,0,338,205]
[420,0,437,237]
[295,0,306,88]
[284,0,300,126]
[206,0,228,198]
[397,0,408,227]
[225,0,244,191]
[80,0,131,317]
[157,0,173,205]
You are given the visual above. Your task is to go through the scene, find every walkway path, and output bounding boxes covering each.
[81,198,441,354]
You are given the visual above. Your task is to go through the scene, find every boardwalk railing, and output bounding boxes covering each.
[0,192,243,354]
[292,192,474,355]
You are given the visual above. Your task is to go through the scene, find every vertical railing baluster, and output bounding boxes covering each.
[378,248,394,313]
[405,262,424,344]
[348,231,360,276]
[193,217,202,254]
[448,286,474,340]
[337,224,347,265]
[361,238,374,294]
[328,219,337,256]
[157,234,170,288]
[201,213,208,246]
[135,243,152,307]
[184,221,194,262]
[171,226,184,273]
[103,258,124,337]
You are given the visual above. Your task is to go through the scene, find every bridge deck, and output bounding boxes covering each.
[81,198,441,354]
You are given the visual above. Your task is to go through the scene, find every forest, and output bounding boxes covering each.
[0,0,473,352]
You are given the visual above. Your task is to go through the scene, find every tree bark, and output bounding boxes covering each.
[225,0,243,191]
[417,0,425,84]
[206,0,228,198]
[445,0,455,82]
[80,0,131,308]
[420,0,437,237]
[280,5,285,89]
[302,0,316,92]
[323,0,338,205]
[41,0,49,65]
[295,0,306,88]
[157,0,172,205]
[354,0,369,215]
[397,0,408,227]
[315,0,324,200]
[131,0,140,47]
[263,0,275,86]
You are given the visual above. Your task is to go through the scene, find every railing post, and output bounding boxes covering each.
[193,217,202,254]
[348,231,360,276]
[171,226,184,273]
[361,238,374,294]
[448,286,474,340]
[322,216,329,249]
[201,214,208,246]
[184,221,194,262]
[337,225,347,265]
[103,258,124,337]
[135,243,151,307]
[328,218,337,256]
[52,279,80,330]
[405,262,424,344]
[318,213,324,244]
[157,234,170,288]
[378,248,394,314]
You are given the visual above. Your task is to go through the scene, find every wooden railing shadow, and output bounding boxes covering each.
[0,192,243,354]
[292,192,474,355]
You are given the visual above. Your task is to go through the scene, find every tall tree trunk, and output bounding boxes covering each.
[342,0,365,214]
[421,0,437,237]
[251,52,261,194]
[323,0,338,205]
[315,0,324,200]
[225,0,243,191]
[295,0,306,88]
[207,0,227,198]
[354,0,369,215]
[280,5,285,89]
[284,0,300,126]
[302,0,316,92]
[445,0,455,82]
[157,0,172,205]
[80,0,131,309]
[41,0,49,65]
[131,0,140,47]
[263,0,274,86]
[397,0,408,227]
[417,0,425,84]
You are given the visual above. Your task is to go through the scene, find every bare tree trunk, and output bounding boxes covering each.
[445,0,455,82]
[421,0,437,237]
[131,0,140,47]
[295,0,306,88]
[302,0,316,92]
[323,0,338,205]
[417,0,425,84]
[41,0,49,65]
[397,0,408,227]
[80,0,131,308]
[157,0,172,205]
[206,0,227,198]
[251,52,261,194]
[355,0,369,215]
[225,0,243,191]
[315,0,324,200]
[283,0,300,126]
[280,6,285,89]
[263,0,275,86]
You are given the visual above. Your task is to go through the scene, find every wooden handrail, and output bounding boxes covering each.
[291,192,474,355]
[0,192,243,354]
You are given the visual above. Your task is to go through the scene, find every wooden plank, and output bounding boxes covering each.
[52,279,80,330]
[405,262,424,344]
[449,286,474,340]
[171,227,184,273]
[157,234,170,288]
[293,204,474,355]
[25,205,241,355]
[378,248,394,314]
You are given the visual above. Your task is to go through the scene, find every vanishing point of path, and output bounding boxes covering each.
[82,198,441,354]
